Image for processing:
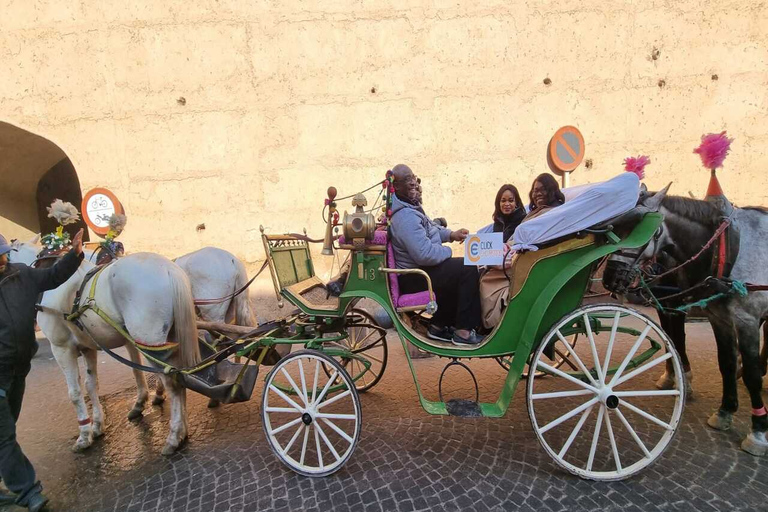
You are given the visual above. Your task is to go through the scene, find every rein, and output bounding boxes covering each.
[642,217,731,286]
[193,260,269,306]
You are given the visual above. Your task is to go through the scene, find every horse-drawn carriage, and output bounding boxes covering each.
[15,174,687,481]
[169,174,684,481]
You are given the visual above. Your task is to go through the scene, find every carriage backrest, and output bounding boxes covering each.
[262,235,315,292]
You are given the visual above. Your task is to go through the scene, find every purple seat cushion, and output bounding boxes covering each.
[338,230,388,246]
[387,243,433,309]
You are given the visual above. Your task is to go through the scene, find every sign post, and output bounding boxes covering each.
[548,126,585,188]
[81,188,125,238]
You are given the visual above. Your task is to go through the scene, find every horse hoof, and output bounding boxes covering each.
[72,438,92,453]
[741,432,768,456]
[93,422,105,438]
[684,371,694,401]
[127,408,143,421]
[655,371,675,390]
[152,395,165,406]
[707,411,733,431]
[161,444,177,456]
[207,399,221,409]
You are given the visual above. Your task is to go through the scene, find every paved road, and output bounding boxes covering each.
[4,315,768,511]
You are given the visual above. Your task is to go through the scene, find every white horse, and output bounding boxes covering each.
[174,246,257,327]
[10,240,199,454]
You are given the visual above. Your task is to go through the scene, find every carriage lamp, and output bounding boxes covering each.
[343,193,376,250]
[321,187,338,256]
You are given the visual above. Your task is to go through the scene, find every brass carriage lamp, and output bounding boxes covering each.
[343,193,376,250]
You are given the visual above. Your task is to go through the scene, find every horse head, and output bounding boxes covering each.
[7,236,43,267]
[603,183,674,295]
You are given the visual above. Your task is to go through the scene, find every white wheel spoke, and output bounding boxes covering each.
[315,421,342,462]
[615,407,651,458]
[315,413,357,420]
[311,360,320,403]
[614,353,673,387]
[558,405,594,458]
[604,411,622,472]
[582,314,603,382]
[297,359,309,406]
[602,311,621,379]
[620,399,672,430]
[536,360,599,392]
[280,368,307,407]
[608,325,652,388]
[316,390,351,409]
[300,424,310,466]
[269,385,305,412]
[532,389,594,400]
[556,330,598,387]
[586,406,605,472]
[266,407,301,414]
[270,416,303,436]
[281,423,305,456]
[314,371,338,406]
[539,397,599,434]
[314,424,324,469]
[613,390,680,397]
[321,418,354,444]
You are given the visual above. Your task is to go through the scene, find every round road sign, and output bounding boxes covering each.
[81,188,124,237]
[549,126,585,172]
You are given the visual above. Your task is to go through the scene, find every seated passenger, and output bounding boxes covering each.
[525,173,565,221]
[479,174,565,329]
[389,164,484,346]
[491,184,526,242]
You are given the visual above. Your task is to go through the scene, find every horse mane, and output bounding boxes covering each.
[742,206,768,214]
[660,195,724,226]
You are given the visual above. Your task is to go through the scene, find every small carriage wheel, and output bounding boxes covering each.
[321,308,388,393]
[495,333,580,378]
[526,304,685,481]
[262,350,362,477]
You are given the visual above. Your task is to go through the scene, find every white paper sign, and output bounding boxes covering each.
[464,232,504,266]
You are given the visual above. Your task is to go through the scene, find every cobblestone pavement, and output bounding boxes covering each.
[6,311,768,512]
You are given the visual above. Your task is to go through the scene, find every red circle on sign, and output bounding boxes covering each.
[549,126,585,172]
[81,188,124,237]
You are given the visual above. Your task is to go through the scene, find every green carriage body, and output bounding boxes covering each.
[259,213,664,418]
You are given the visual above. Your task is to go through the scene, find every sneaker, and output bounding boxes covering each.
[427,324,454,343]
[26,492,49,512]
[452,329,485,346]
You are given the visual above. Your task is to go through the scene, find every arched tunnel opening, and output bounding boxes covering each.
[0,121,89,242]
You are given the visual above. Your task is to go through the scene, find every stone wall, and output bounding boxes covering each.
[2,1,767,280]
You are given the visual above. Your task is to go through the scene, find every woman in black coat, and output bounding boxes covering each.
[491,184,526,243]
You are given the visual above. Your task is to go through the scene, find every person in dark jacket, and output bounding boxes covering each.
[491,184,525,243]
[0,229,83,512]
[389,164,484,346]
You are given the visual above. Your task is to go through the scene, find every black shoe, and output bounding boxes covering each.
[26,492,49,512]
[452,329,485,346]
[427,324,454,343]
[0,490,15,505]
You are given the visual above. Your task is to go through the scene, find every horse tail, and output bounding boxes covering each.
[233,259,258,327]
[168,264,201,368]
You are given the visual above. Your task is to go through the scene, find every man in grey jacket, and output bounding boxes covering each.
[389,164,484,345]
[0,230,84,511]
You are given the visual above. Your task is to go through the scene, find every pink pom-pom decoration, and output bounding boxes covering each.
[623,155,651,180]
[693,131,733,170]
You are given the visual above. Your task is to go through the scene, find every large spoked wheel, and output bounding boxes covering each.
[495,333,579,378]
[527,304,685,481]
[322,308,388,393]
[262,350,362,477]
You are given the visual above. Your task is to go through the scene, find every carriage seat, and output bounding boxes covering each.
[386,242,435,311]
